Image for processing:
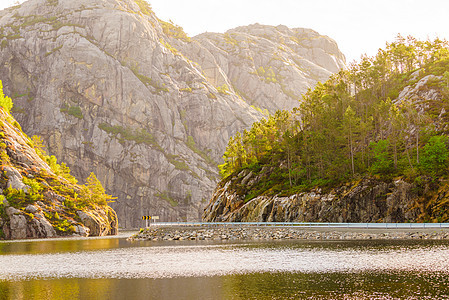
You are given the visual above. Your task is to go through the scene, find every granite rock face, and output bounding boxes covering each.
[0,0,344,227]
[188,24,345,113]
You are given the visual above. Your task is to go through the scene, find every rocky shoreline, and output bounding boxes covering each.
[129,226,449,241]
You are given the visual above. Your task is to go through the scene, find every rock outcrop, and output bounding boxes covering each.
[0,105,118,239]
[0,0,345,227]
[203,173,421,222]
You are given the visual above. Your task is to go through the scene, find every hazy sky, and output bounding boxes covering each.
[1,0,448,63]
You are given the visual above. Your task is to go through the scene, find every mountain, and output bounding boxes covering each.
[0,0,344,227]
[184,23,345,113]
[0,84,117,239]
[203,37,449,223]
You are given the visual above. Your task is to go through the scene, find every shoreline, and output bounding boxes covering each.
[130,226,449,241]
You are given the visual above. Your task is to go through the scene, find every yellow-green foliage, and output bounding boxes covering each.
[256,66,277,83]
[22,177,44,194]
[0,81,13,113]
[31,135,47,159]
[45,155,77,184]
[180,87,192,93]
[159,38,180,56]
[134,0,153,16]
[250,105,269,116]
[207,93,217,100]
[98,122,162,151]
[1,40,8,50]
[46,0,58,6]
[79,172,116,206]
[224,33,238,46]
[43,210,74,234]
[4,188,34,208]
[60,104,83,119]
[45,45,63,57]
[0,82,114,216]
[166,154,189,171]
[216,84,230,95]
[129,65,169,93]
[160,19,191,43]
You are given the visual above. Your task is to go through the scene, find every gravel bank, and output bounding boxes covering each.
[129,226,449,241]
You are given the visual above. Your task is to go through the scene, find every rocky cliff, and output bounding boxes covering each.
[0,0,344,227]
[203,172,423,223]
[0,102,118,239]
[203,168,449,223]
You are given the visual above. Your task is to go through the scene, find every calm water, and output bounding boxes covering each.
[1,232,449,299]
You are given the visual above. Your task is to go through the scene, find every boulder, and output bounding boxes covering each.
[4,166,29,193]
[5,207,27,239]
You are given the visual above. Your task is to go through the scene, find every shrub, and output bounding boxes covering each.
[0,81,13,113]
[60,105,83,119]
[4,188,34,208]
[216,84,230,95]
[134,0,153,16]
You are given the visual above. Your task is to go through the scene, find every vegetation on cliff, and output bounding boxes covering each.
[0,81,116,238]
[218,36,449,221]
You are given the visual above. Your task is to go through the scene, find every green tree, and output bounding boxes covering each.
[79,172,115,206]
[46,155,61,174]
[370,139,392,174]
[389,104,405,169]
[343,105,360,176]
[420,135,449,175]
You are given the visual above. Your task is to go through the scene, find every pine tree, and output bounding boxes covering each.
[80,172,115,206]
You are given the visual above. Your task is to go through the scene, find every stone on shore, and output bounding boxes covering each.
[129,226,449,242]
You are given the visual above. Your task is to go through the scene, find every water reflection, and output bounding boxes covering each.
[1,238,449,299]
[2,272,449,299]
[0,232,134,255]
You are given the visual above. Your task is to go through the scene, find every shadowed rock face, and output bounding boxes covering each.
[0,0,344,227]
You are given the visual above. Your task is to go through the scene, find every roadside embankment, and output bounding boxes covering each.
[129,226,449,241]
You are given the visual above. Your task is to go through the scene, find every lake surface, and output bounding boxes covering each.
[1,232,449,299]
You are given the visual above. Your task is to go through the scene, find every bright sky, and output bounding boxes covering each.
[1,0,449,63]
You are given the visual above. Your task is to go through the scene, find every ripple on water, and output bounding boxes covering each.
[1,242,449,281]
